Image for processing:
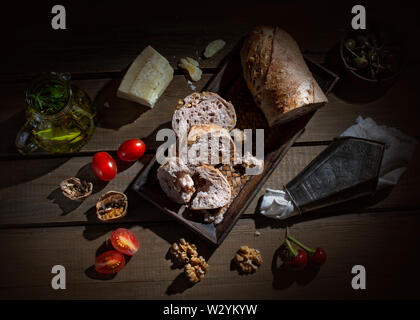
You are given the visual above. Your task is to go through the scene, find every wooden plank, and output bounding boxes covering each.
[0,154,164,226]
[245,146,420,214]
[0,2,358,81]
[0,75,212,156]
[0,211,419,299]
[0,145,418,227]
[1,66,419,158]
[299,67,420,142]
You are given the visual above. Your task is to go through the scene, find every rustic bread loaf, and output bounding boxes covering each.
[240,26,328,126]
[187,124,235,167]
[172,92,237,138]
[190,164,231,210]
[157,157,195,204]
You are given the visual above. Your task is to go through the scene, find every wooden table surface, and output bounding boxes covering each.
[0,1,419,299]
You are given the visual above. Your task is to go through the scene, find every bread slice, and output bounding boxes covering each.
[157,157,195,204]
[240,26,328,126]
[190,165,231,210]
[187,124,235,167]
[172,92,237,138]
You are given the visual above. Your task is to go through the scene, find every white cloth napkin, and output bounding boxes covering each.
[340,116,417,189]
[259,116,417,220]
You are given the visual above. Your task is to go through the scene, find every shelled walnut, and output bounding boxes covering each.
[169,238,209,283]
[185,256,209,283]
[170,238,198,264]
[60,177,93,201]
[234,246,263,274]
[96,191,128,221]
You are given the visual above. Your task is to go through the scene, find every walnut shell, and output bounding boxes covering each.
[96,191,128,221]
[60,177,93,201]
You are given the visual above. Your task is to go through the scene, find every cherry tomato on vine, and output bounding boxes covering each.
[92,152,117,181]
[309,247,327,266]
[117,139,146,162]
[94,250,125,274]
[110,228,140,256]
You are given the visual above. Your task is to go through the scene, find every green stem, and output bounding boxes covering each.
[287,235,315,254]
[285,239,297,257]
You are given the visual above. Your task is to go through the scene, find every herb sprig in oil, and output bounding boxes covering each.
[28,82,68,115]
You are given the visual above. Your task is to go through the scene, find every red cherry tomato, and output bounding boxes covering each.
[110,228,140,256]
[117,139,146,162]
[94,250,125,274]
[310,248,327,266]
[286,249,308,270]
[92,152,117,181]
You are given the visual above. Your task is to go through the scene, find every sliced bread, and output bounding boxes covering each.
[157,157,195,204]
[187,124,235,167]
[190,165,231,210]
[172,92,237,138]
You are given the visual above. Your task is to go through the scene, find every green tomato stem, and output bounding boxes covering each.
[287,235,315,254]
[285,238,297,257]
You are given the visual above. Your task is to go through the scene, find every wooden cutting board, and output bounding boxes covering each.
[132,41,339,245]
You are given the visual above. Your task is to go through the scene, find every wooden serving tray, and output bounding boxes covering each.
[132,45,339,245]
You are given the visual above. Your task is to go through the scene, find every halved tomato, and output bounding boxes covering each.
[94,250,126,274]
[110,228,140,256]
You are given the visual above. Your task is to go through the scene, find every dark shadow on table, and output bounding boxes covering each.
[0,156,69,190]
[141,121,172,152]
[151,222,217,295]
[0,110,26,157]
[271,246,320,290]
[47,187,82,215]
[254,186,395,230]
[94,78,150,130]
[46,160,112,216]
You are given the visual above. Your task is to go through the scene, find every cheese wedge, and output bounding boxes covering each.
[118,46,174,107]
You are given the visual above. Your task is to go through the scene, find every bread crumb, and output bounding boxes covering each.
[254,231,261,237]
[187,80,197,91]
[179,57,202,81]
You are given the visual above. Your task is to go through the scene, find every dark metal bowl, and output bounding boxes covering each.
[334,27,404,103]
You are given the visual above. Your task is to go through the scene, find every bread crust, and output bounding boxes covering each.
[157,157,195,204]
[241,26,328,126]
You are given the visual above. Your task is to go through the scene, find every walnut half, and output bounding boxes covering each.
[234,246,263,274]
[169,238,209,283]
[185,256,209,283]
[170,238,198,264]
[96,191,128,221]
[60,177,93,201]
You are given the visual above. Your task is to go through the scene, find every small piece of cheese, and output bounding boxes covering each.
[204,39,226,58]
[179,57,202,82]
[117,46,174,108]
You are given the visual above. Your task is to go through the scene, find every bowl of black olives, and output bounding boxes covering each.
[337,29,403,102]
